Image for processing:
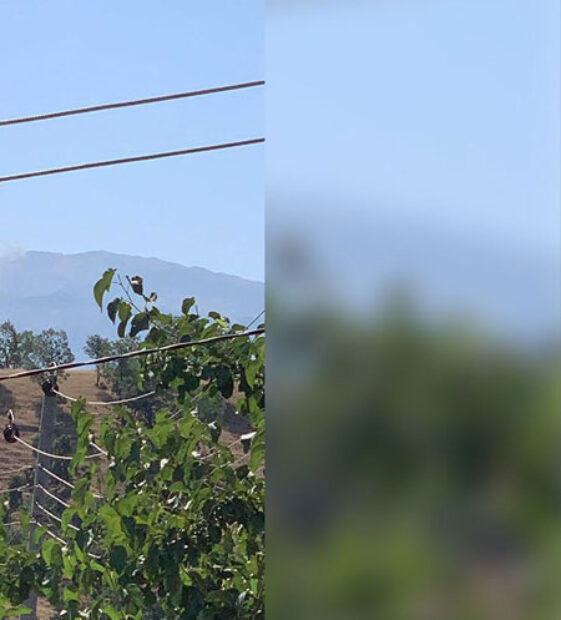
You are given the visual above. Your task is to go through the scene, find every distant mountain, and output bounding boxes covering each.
[0,251,264,359]
[269,204,560,344]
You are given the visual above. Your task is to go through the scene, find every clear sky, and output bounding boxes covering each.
[267,0,560,263]
[0,1,264,281]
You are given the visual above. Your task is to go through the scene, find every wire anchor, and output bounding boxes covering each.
[3,409,20,443]
[41,362,59,397]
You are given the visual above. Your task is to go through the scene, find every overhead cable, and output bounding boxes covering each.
[37,465,74,490]
[33,520,67,546]
[35,501,79,530]
[36,483,71,509]
[14,436,105,461]
[38,465,103,499]
[0,138,265,184]
[53,389,156,407]
[0,464,33,477]
[89,441,108,457]
[0,483,32,494]
[0,328,264,381]
[246,309,265,329]
[0,80,264,127]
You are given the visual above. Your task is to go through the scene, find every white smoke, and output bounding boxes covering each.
[0,241,26,262]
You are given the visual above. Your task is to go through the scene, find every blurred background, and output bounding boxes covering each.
[266,1,561,618]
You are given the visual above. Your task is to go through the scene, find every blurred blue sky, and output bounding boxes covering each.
[0,1,264,281]
[1,1,558,290]
[268,0,560,261]
[267,0,560,338]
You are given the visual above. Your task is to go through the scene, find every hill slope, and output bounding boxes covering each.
[0,369,249,619]
[0,251,264,358]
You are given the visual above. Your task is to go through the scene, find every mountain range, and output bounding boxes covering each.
[0,251,264,359]
[269,203,560,344]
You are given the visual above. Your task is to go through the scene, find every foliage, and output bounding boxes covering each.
[27,329,74,370]
[84,335,161,425]
[83,336,113,386]
[4,470,32,516]
[0,270,265,619]
[0,321,20,368]
[0,322,74,384]
[270,307,561,620]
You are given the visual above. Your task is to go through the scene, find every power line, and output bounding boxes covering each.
[0,483,32,494]
[0,328,264,381]
[36,483,71,509]
[89,441,108,457]
[35,501,78,530]
[0,80,264,128]
[231,452,250,468]
[33,520,67,546]
[212,451,251,473]
[199,435,246,463]
[38,465,103,499]
[0,137,265,184]
[37,464,74,490]
[0,465,33,477]
[247,309,265,329]
[53,388,156,407]
[14,436,105,461]
[32,517,101,559]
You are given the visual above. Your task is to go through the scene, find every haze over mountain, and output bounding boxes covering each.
[270,204,560,345]
[0,250,264,359]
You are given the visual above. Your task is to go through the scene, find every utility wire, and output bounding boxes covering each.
[37,465,74,490]
[14,436,105,461]
[210,451,250,475]
[53,389,156,407]
[33,520,67,546]
[0,138,265,184]
[89,441,108,457]
[0,328,264,381]
[231,452,250,468]
[38,465,103,499]
[33,518,102,559]
[35,501,78,530]
[198,435,246,463]
[0,80,264,127]
[36,483,71,509]
[0,465,33,477]
[246,309,265,330]
[0,483,32,494]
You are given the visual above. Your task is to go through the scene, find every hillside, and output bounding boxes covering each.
[0,250,264,358]
[0,369,250,619]
[0,371,100,477]
[0,370,248,476]
[270,204,560,343]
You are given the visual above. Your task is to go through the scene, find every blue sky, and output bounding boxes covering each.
[267,0,560,262]
[1,2,558,288]
[0,2,264,281]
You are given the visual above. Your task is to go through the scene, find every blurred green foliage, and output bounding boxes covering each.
[269,301,561,620]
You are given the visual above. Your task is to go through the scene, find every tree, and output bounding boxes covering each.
[19,328,74,386]
[83,335,112,386]
[0,270,265,619]
[28,329,74,368]
[0,321,20,368]
[0,324,75,372]
[18,330,39,369]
